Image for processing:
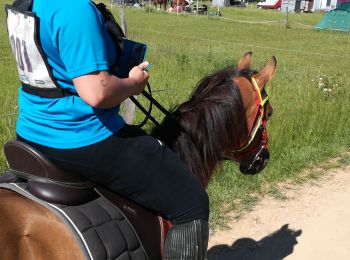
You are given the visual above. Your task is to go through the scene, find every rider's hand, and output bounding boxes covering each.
[129,61,149,95]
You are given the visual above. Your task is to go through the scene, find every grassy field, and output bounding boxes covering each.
[1,0,350,228]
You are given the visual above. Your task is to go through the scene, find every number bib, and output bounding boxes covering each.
[6,5,58,89]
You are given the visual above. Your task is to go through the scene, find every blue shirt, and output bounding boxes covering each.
[16,0,125,148]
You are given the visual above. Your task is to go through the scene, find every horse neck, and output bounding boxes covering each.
[151,111,220,188]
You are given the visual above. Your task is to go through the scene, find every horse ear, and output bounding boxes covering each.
[237,52,252,71]
[255,56,277,90]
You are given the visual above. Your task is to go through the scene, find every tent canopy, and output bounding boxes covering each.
[315,2,350,31]
[337,2,350,11]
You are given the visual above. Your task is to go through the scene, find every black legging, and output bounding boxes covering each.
[17,125,209,224]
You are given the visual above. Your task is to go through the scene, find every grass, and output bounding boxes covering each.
[0,0,18,171]
[1,0,350,229]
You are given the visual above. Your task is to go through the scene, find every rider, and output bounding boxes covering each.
[7,0,209,259]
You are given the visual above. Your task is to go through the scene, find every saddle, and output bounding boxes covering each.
[1,140,171,260]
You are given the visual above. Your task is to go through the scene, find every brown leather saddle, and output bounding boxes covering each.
[1,140,171,260]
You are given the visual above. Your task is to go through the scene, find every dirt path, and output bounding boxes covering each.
[207,166,350,260]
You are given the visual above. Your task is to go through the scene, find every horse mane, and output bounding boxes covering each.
[152,67,256,187]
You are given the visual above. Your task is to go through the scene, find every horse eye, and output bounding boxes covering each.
[265,104,273,119]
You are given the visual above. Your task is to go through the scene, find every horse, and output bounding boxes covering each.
[152,0,168,11]
[171,0,187,11]
[0,52,276,260]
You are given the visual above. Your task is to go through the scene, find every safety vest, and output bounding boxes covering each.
[5,0,125,98]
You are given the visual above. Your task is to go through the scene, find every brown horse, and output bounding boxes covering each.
[152,0,168,11]
[0,52,276,259]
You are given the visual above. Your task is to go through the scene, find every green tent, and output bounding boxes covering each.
[315,2,350,31]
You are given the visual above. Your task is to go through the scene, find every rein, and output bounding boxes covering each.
[134,73,270,176]
[132,77,269,152]
[130,83,174,128]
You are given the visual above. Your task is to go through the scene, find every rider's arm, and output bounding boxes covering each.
[73,61,149,109]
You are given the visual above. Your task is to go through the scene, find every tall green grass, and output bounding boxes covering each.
[0,0,18,171]
[1,1,350,227]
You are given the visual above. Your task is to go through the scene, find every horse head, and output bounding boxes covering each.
[152,52,276,187]
[227,52,276,175]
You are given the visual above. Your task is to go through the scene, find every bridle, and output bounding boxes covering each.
[225,76,270,174]
[237,77,269,153]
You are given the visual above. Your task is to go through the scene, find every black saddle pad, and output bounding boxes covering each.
[0,183,149,260]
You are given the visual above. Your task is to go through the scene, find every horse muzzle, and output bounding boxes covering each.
[239,147,269,175]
